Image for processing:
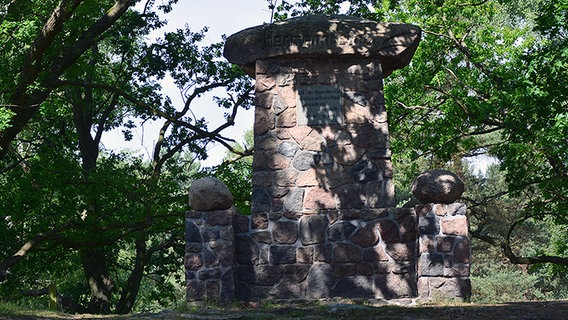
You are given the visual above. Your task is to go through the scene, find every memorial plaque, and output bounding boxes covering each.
[297,85,343,126]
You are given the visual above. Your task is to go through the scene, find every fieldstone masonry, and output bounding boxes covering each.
[185,14,471,304]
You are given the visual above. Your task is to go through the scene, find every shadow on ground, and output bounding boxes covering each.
[1,300,567,320]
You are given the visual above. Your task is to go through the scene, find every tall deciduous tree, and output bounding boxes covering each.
[0,0,253,313]
[274,0,567,266]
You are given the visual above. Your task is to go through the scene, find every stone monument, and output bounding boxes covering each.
[185,14,471,304]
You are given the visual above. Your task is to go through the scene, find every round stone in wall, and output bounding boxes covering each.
[411,169,465,204]
[188,177,234,211]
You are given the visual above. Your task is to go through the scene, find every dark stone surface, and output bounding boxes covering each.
[377,218,400,243]
[278,140,299,158]
[351,159,379,183]
[251,188,272,213]
[334,243,363,263]
[206,210,233,227]
[350,223,380,247]
[419,253,444,277]
[335,184,365,209]
[185,221,202,243]
[412,169,465,204]
[220,269,236,301]
[307,263,335,298]
[256,265,283,286]
[328,221,357,241]
[251,212,269,230]
[333,276,374,298]
[202,227,220,241]
[418,216,439,235]
[299,215,328,245]
[235,236,259,265]
[273,221,299,244]
[270,245,297,264]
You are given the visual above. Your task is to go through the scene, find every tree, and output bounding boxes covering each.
[273,0,567,267]
[0,0,254,313]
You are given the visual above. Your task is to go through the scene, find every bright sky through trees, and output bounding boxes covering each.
[102,0,269,165]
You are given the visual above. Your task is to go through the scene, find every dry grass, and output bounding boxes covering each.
[1,300,567,320]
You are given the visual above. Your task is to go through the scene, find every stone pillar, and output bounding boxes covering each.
[413,170,472,301]
[222,15,424,301]
[416,203,471,301]
[186,178,236,304]
[224,14,421,216]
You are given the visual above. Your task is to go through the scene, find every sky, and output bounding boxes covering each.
[100,1,498,173]
[101,0,271,166]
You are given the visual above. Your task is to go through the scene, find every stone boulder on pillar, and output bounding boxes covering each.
[188,177,234,211]
[412,169,464,204]
[223,14,421,77]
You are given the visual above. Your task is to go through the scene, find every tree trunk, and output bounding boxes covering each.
[115,232,147,314]
[80,248,114,314]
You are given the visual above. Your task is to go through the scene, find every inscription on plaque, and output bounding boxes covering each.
[297,85,343,126]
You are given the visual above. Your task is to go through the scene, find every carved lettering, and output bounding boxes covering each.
[297,85,343,126]
[265,32,372,49]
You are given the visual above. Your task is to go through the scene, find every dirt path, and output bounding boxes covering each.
[1,300,567,320]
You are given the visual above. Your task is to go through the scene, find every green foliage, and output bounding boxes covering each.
[275,0,568,274]
[0,0,253,314]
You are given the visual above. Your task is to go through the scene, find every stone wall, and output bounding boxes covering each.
[184,15,471,305]
[417,203,471,300]
[185,203,471,303]
[185,207,237,303]
[234,208,416,300]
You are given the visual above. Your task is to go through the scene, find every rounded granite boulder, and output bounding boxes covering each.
[411,169,465,204]
[188,177,234,211]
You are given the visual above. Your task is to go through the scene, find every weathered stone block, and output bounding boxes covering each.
[314,244,333,262]
[333,276,374,298]
[454,237,471,264]
[299,215,328,245]
[186,221,202,243]
[334,243,363,263]
[377,218,400,243]
[363,245,389,262]
[250,231,271,244]
[235,214,250,233]
[297,246,314,263]
[278,140,299,158]
[328,221,357,241]
[251,212,269,230]
[235,236,259,265]
[256,265,283,286]
[437,236,455,253]
[385,243,416,261]
[418,216,439,235]
[441,216,468,236]
[304,187,335,210]
[350,223,380,247]
[270,245,297,264]
[307,263,334,298]
[185,254,203,270]
[186,280,204,301]
[206,210,233,226]
[273,221,299,244]
[251,188,272,213]
[418,253,444,277]
[283,188,304,213]
[335,184,365,209]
